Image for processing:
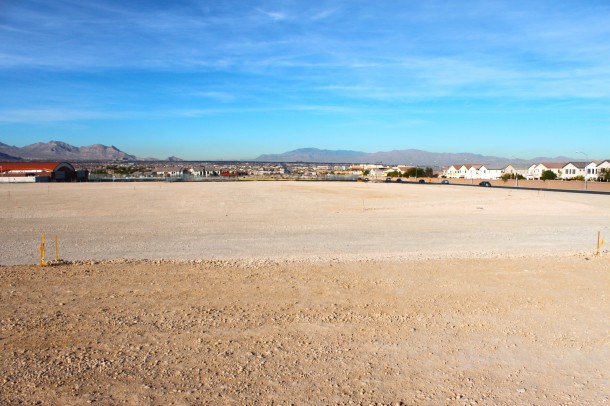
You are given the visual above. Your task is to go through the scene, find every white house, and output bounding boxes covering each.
[595,160,610,180]
[397,165,414,173]
[368,167,390,178]
[529,162,565,179]
[442,165,461,178]
[442,164,488,179]
[478,165,503,180]
[189,166,218,177]
[504,164,529,178]
[154,167,184,177]
[585,160,610,180]
[462,164,483,179]
[526,164,537,179]
[562,162,588,180]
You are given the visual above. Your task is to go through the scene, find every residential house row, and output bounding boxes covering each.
[152,164,286,178]
[441,160,610,180]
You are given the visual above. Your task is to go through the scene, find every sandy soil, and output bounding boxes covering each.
[1,181,609,265]
[1,181,609,404]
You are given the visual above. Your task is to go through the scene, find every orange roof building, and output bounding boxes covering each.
[0,162,76,181]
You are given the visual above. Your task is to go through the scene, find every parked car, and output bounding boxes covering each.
[418,179,426,183]
[396,178,402,182]
[479,181,492,187]
[385,177,392,182]
[441,179,449,184]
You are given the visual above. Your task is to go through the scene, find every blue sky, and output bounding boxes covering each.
[1,0,609,160]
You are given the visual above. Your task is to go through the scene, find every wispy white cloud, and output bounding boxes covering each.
[1,0,610,131]
[257,9,288,21]
[3,0,609,85]
[0,108,127,123]
[311,8,336,20]
[189,91,237,102]
[306,52,610,101]
[0,103,358,123]
[174,104,355,117]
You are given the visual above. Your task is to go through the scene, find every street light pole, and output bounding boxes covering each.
[576,151,588,191]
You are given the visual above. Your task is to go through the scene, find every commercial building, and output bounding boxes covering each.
[0,162,79,182]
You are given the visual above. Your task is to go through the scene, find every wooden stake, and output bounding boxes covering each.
[39,233,46,267]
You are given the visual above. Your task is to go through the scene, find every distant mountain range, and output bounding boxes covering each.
[0,141,577,166]
[0,151,20,161]
[255,147,574,167]
[0,141,141,161]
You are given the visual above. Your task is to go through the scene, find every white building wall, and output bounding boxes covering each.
[527,164,538,179]
[531,164,563,179]
[0,176,36,183]
[486,169,503,180]
[562,163,584,180]
[596,161,610,179]
[477,166,489,179]
[585,162,599,180]
[443,166,461,178]
[504,165,529,177]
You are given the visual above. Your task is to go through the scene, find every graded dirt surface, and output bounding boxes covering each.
[1,181,609,404]
[1,181,609,265]
[1,257,609,405]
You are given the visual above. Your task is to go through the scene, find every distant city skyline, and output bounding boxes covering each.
[1,1,609,160]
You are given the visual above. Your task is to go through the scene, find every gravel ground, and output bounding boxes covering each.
[1,257,608,405]
[1,181,609,265]
[1,181,609,404]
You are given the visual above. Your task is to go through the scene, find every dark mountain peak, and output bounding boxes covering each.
[0,151,22,161]
[0,140,141,161]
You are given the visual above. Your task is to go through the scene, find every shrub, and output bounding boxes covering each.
[403,167,433,178]
[541,170,557,180]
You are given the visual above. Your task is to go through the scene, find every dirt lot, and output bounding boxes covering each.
[1,181,609,404]
[1,181,609,265]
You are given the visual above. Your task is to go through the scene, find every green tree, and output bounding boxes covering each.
[600,168,610,181]
[386,170,400,177]
[540,169,557,180]
[403,167,433,178]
